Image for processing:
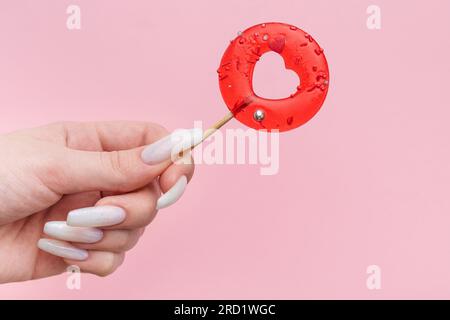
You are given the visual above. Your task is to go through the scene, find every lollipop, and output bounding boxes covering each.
[218,22,329,131]
[143,22,329,208]
[192,22,329,149]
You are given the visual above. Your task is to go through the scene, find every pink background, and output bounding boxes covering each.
[1,0,450,299]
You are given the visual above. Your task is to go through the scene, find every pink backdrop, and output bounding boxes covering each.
[1,0,450,299]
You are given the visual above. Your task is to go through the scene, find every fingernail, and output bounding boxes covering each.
[157,176,188,210]
[67,205,126,227]
[141,128,203,165]
[44,221,103,243]
[37,238,88,261]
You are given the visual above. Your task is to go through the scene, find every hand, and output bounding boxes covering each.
[0,121,195,283]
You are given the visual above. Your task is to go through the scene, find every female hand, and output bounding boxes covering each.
[0,121,197,283]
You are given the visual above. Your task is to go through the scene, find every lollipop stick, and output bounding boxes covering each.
[192,111,234,149]
[174,112,234,162]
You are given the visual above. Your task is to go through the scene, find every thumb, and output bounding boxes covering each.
[54,146,170,194]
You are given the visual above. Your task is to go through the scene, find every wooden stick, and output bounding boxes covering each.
[192,111,234,149]
[172,111,234,163]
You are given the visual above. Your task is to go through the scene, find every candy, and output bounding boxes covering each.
[217,22,329,132]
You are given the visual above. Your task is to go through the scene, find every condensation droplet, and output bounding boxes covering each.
[251,46,261,57]
[261,23,266,28]
[287,116,294,125]
[307,85,318,92]
[262,34,269,41]
[289,26,297,31]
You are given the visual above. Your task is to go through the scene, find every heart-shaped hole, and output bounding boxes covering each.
[252,52,300,99]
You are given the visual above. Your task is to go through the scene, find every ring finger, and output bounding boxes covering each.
[42,222,144,253]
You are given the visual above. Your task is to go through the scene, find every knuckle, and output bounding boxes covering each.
[136,208,157,227]
[95,253,118,277]
[46,121,75,141]
[107,151,123,174]
[121,230,141,251]
[101,151,132,183]
[47,121,72,130]
[114,231,132,251]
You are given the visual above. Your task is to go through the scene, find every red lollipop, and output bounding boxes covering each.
[217,22,329,132]
[183,22,329,153]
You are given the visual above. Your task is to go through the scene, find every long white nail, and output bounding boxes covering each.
[37,238,88,261]
[44,221,103,243]
[67,205,126,227]
[157,176,188,209]
[141,128,203,165]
